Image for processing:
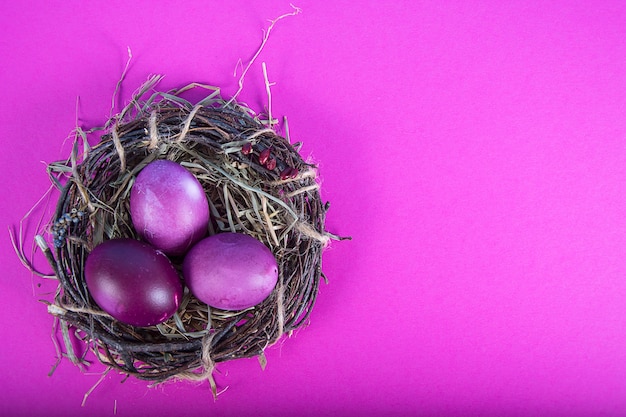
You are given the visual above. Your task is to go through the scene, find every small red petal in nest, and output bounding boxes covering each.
[289,168,299,179]
[280,167,294,180]
[241,143,252,155]
[259,148,271,165]
[265,157,276,170]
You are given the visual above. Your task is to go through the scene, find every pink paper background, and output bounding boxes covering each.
[3,1,626,416]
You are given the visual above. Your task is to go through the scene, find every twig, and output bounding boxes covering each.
[227,4,301,106]
[262,62,277,127]
[110,47,133,121]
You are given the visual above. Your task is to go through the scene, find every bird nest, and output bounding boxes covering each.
[33,78,344,393]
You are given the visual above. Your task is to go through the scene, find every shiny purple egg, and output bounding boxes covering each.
[183,233,279,311]
[85,238,183,327]
[130,159,209,256]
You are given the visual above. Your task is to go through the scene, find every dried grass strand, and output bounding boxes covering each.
[148,110,158,149]
[111,123,126,172]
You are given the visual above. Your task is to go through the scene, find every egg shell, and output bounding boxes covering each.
[130,159,210,256]
[85,238,183,327]
[182,233,279,311]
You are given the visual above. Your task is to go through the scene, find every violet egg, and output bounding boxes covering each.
[85,238,183,327]
[183,233,279,310]
[130,159,209,256]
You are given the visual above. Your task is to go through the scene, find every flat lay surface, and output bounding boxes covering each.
[2,1,626,416]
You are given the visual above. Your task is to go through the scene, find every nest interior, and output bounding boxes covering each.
[43,81,337,386]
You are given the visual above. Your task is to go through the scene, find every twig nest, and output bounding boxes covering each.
[44,81,339,388]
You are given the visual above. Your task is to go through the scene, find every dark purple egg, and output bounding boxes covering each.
[85,238,183,327]
[130,159,210,256]
[182,233,279,311]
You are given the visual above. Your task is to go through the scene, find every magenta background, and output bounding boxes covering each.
[2,1,626,416]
